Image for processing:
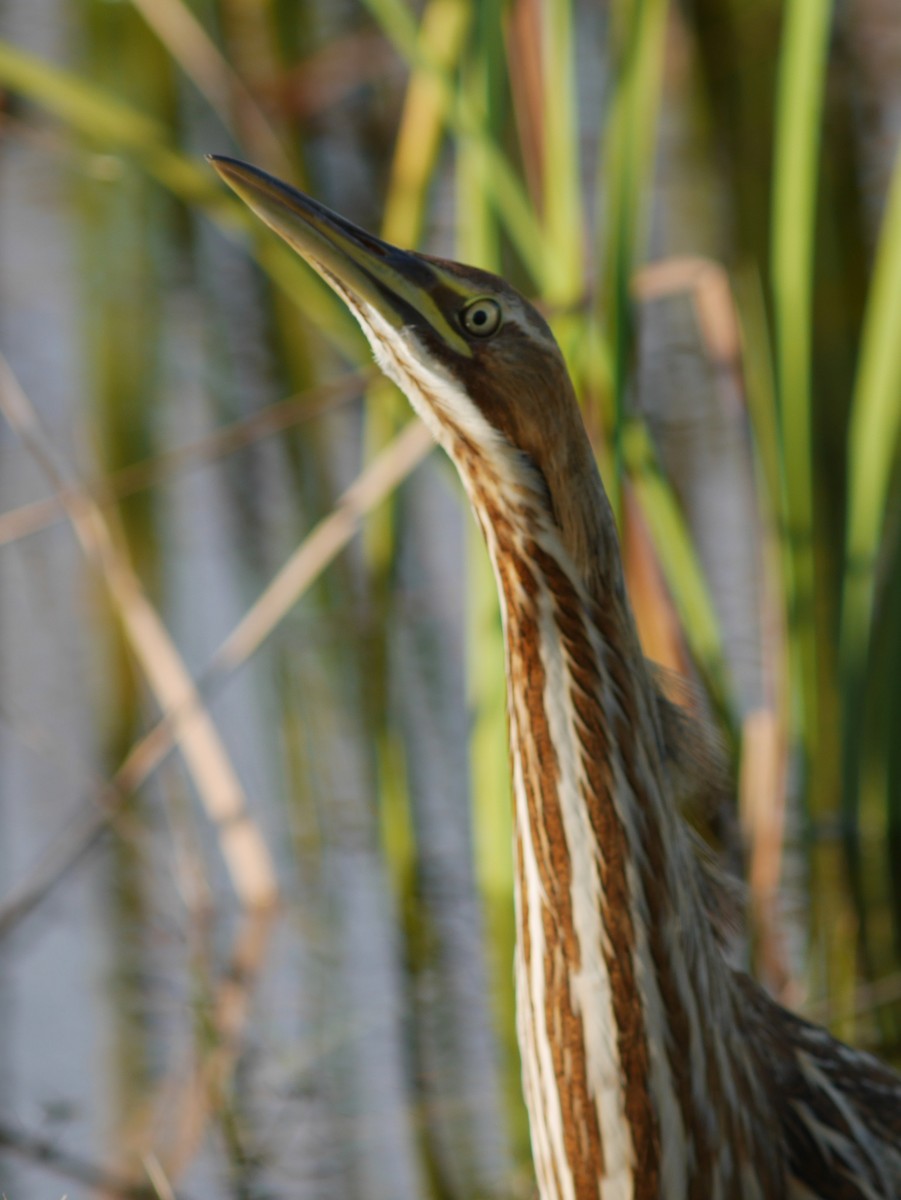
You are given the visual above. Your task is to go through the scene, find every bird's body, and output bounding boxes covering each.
[212,156,901,1199]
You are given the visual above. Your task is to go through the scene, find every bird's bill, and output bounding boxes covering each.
[208,155,469,356]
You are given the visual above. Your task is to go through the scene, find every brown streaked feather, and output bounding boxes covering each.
[741,977,901,1198]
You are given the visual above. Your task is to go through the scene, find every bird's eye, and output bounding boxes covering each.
[461,298,502,337]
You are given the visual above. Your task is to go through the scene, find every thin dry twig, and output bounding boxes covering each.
[0,353,278,909]
[161,910,277,1180]
[0,414,434,937]
[0,370,372,547]
[0,1118,190,1200]
[102,907,277,1191]
[140,1152,178,1200]
[209,418,433,675]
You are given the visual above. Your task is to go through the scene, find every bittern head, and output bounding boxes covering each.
[210,156,613,583]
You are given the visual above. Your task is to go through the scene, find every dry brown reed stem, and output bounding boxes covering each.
[633,256,791,986]
[740,708,791,998]
[0,353,278,909]
[505,0,545,209]
[0,412,433,936]
[208,417,433,675]
[621,482,691,674]
[632,256,744,401]
[0,370,372,547]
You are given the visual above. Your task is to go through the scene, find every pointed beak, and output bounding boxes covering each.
[208,155,469,356]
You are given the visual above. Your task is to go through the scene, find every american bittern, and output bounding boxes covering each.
[211,156,901,1199]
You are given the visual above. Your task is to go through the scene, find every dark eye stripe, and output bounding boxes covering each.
[368,273,430,329]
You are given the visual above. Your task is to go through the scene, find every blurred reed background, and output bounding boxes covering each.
[0,0,899,1196]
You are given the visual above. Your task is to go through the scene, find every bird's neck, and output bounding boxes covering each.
[466,461,782,1198]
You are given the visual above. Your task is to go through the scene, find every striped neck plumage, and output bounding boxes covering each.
[325,287,785,1193]
[422,380,783,1198]
[209,156,901,1200]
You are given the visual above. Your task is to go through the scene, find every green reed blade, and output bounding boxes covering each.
[361,0,548,285]
[841,146,901,815]
[770,0,832,764]
[597,0,669,515]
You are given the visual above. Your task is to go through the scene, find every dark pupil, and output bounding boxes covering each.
[472,308,488,326]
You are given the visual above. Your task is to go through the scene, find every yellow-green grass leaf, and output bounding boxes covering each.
[0,39,358,356]
[380,0,472,247]
[361,0,548,286]
[842,147,901,672]
[597,0,670,515]
[770,0,832,761]
[840,144,901,823]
